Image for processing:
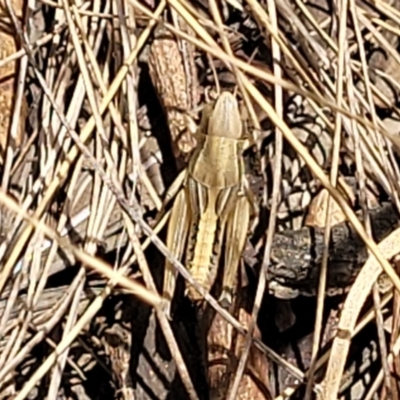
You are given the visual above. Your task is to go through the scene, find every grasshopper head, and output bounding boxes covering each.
[207,92,243,139]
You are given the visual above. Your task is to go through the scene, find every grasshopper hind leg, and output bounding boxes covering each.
[162,187,190,319]
[219,195,251,308]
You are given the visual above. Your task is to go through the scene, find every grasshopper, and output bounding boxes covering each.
[162,91,256,318]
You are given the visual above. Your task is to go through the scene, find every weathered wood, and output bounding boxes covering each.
[269,202,399,298]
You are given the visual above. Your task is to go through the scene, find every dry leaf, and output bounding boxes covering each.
[305,177,356,228]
